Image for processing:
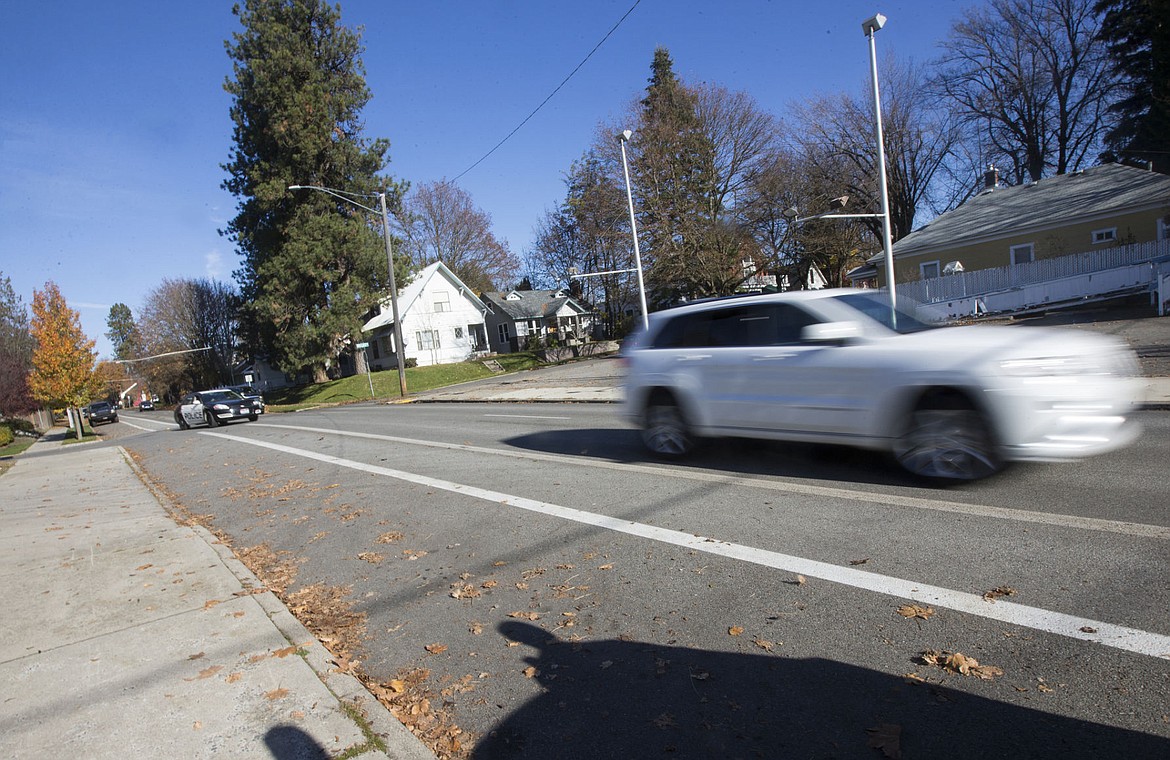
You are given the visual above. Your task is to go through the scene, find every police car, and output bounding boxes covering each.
[174,389,262,429]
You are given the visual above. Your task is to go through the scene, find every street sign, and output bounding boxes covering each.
[356,342,370,349]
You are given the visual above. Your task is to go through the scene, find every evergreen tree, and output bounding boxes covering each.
[105,303,141,361]
[222,0,406,382]
[0,274,37,417]
[632,48,720,302]
[1097,0,1170,171]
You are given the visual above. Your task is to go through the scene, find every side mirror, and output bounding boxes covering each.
[801,321,863,345]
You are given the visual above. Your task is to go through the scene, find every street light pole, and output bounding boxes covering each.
[617,130,650,331]
[288,184,407,397]
[863,13,897,311]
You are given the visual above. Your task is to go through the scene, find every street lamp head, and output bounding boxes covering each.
[618,129,633,142]
[782,207,798,221]
[288,185,305,190]
[862,13,886,35]
[830,195,850,210]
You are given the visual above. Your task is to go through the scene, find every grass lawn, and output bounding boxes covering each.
[264,353,546,412]
[0,437,37,476]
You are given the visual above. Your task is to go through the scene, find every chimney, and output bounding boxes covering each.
[982,164,999,192]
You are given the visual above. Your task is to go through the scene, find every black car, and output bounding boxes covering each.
[227,384,265,414]
[139,399,155,411]
[174,389,261,429]
[85,401,119,426]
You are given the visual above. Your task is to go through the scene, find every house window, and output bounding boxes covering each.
[1091,227,1117,244]
[497,323,511,343]
[454,326,465,340]
[920,261,941,280]
[416,330,440,350]
[1010,243,1034,265]
[1159,218,1169,241]
[434,291,450,312]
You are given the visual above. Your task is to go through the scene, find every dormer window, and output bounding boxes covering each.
[505,292,522,301]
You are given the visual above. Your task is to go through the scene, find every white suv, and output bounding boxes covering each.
[622,290,1141,481]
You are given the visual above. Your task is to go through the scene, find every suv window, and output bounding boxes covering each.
[652,303,819,349]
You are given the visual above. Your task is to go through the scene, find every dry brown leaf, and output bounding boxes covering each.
[598,563,614,570]
[135,564,153,571]
[376,531,404,544]
[515,582,529,590]
[449,584,481,599]
[481,580,498,589]
[653,713,678,729]
[425,643,448,655]
[866,723,902,759]
[728,626,744,636]
[522,666,538,678]
[357,552,385,564]
[185,665,223,681]
[265,687,289,700]
[897,604,936,620]
[507,610,540,620]
[202,599,221,610]
[225,672,242,684]
[272,646,298,658]
[187,652,206,661]
[387,679,406,693]
[849,558,870,566]
[919,649,1003,680]
[983,586,1017,602]
[796,574,807,585]
[469,622,483,635]
[753,638,775,652]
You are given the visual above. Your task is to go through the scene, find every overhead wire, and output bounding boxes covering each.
[449,0,642,183]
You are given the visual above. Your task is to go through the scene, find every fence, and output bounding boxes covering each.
[900,239,1170,318]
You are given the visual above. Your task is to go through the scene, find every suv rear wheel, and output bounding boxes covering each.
[642,395,694,458]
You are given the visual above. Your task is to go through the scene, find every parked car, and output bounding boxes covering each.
[84,401,119,426]
[621,289,1142,481]
[227,384,265,414]
[139,399,155,411]
[174,389,261,429]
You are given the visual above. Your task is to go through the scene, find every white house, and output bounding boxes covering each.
[361,261,489,368]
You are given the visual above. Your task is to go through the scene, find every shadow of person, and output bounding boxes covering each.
[263,725,329,760]
[474,622,1168,760]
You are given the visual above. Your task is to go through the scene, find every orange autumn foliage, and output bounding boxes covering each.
[29,281,100,407]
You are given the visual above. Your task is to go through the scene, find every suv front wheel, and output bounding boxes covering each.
[642,395,694,458]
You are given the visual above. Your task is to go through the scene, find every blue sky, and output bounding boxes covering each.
[1,0,968,358]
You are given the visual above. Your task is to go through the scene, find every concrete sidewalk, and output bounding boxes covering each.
[0,431,434,760]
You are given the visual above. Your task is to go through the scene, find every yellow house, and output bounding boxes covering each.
[870,163,1170,286]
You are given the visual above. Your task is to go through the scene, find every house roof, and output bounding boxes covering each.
[481,290,592,320]
[877,163,1170,262]
[362,261,487,331]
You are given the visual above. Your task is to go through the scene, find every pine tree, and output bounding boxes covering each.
[1097,0,1170,171]
[105,303,141,361]
[222,0,406,382]
[29,282,100,439]
[0,274,37,417]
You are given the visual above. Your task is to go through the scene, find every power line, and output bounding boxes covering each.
[450,0,643,183]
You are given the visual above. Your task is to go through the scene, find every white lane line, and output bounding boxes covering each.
[251,422,1170,541]
[118,419,167,432]
[204,430,1170,660]
[482,414,572,421]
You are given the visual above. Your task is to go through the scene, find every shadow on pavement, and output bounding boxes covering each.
[502,428,932,489]
[474,622,1168,760]
[264,725,329,759]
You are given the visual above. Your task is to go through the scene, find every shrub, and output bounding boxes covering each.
[0,425,13,448]
[404,358,418,369]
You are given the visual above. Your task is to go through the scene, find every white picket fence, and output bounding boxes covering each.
[900,240,1170,319]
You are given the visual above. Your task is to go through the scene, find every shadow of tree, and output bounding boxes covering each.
[264,725,329,760]
[473,622,1168,759]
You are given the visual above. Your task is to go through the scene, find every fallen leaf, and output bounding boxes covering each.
[387,679,406,693]
[187,652,206,661]
[1079,626,1098,634]
[522,666,538,678]
[193,721,202,730]
[185,665,224,681]
[226,672,242,684]
[469,622,483,635]
[728,626,744,636]
[866,723,902,759]
[753,638,775,652]
[598,563,614,570]
[897,604,936,620]
[357,552,385,564]
[919,650,1003,679]
[425,643,448,655]
[507,611,540,620]
[272,646,298,658]
[265,687,289,700]
[136,564,153,571]
[983,586,1017,602]
[796,574,807,585]
[202,599,221,610]
[481,580,498,589]
[849,558,870,566]
[376,531,404,544]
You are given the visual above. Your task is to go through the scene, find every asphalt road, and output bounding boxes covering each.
[102,405,1169,759]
